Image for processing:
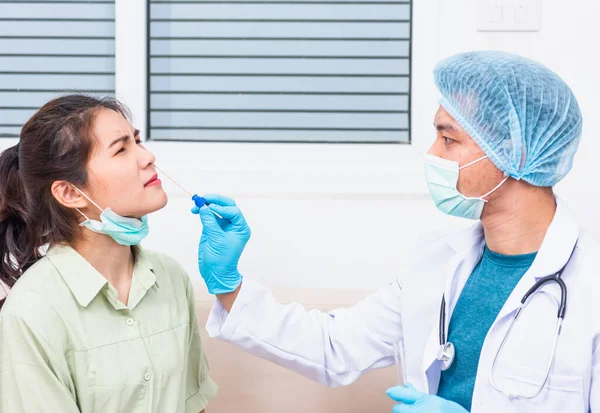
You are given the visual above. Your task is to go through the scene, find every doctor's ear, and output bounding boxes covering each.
[51,181,88,210]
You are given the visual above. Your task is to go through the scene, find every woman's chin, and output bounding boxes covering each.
[135,193,169,217]
[149,192,169,213]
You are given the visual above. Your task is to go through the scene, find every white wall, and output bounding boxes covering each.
[1,0,598,301]
[432,0,600,245]
[140,0,600,300]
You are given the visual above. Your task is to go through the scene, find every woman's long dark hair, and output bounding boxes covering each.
[0,94,130,308]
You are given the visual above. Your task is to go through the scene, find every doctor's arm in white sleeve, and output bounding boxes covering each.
[192,195,404,387]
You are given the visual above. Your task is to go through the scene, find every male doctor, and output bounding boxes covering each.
[192,51,600,412]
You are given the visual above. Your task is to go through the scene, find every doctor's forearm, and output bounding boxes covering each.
[207,278,402,388]
[216,283,241,313]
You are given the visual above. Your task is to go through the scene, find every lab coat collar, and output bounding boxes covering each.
[494,196,579,322]
[520,196,579,281]
[443,221,485,256]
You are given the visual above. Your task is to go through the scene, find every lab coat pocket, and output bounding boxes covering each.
[495,364,584,411]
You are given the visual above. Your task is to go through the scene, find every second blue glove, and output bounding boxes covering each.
[387,384,469,413]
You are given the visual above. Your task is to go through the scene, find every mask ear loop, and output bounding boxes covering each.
[459,155,488,170]
[72,187,103,221]
[480,175,510,203]
[457,155,510,202]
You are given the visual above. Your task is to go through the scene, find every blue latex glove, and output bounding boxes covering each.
[191,194,251,295]
[387,384,469,413]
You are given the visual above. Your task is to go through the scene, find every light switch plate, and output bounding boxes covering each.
[476,0,541,32]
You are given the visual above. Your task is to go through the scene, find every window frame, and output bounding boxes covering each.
[0,0,442,197]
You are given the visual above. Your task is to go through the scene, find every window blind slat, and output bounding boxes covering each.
[151,111,408,129]
[0,39,114,55]
[150,39,409,57]
[151,94,409,111]
[151,58,408,75]
[0,3,114,19]
[151,75,409,93]
[0,91,74,107]
[0,21,113,37]
[150,129,408,143]
[150,3,409,20]
[0,57,114,73]
[150,21,409,39]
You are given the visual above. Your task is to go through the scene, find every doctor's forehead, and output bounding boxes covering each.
[433,107,465,134]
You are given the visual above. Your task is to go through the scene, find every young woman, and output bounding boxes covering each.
[0,95,217,413]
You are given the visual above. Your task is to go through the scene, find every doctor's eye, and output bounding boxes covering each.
[443,137,455,145]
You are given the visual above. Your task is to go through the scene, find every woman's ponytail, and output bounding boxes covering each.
[0,144,35,306]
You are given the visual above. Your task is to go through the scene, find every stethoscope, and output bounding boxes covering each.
[436,244,575,399]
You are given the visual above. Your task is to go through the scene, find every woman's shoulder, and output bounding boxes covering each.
[0,256,70,333]
[4,256,65,307]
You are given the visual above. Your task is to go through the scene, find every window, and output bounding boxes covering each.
[0,0,116,138]
[3,0,437,195]
[147,1,412,144]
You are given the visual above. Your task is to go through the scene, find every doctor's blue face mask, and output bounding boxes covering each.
[73,187,149,246]
[424,154,508,220]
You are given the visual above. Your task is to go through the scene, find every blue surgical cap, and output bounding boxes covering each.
[434,51,583,187]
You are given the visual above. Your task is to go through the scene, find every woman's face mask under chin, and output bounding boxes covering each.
[74,187,150,246]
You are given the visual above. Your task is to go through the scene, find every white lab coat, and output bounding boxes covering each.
[206,198,600,412]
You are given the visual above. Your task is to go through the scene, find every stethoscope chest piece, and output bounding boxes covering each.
[437,342,455,371]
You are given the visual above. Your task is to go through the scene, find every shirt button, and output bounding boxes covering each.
[144,373,151,381]
[126,318,135,326]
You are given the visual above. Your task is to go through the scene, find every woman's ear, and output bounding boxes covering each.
[51,181,88,210]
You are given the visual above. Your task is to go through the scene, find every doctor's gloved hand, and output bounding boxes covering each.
[387,384,468,413]
[191,194,251,295]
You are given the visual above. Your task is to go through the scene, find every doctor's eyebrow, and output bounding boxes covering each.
[434,122,458,132]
